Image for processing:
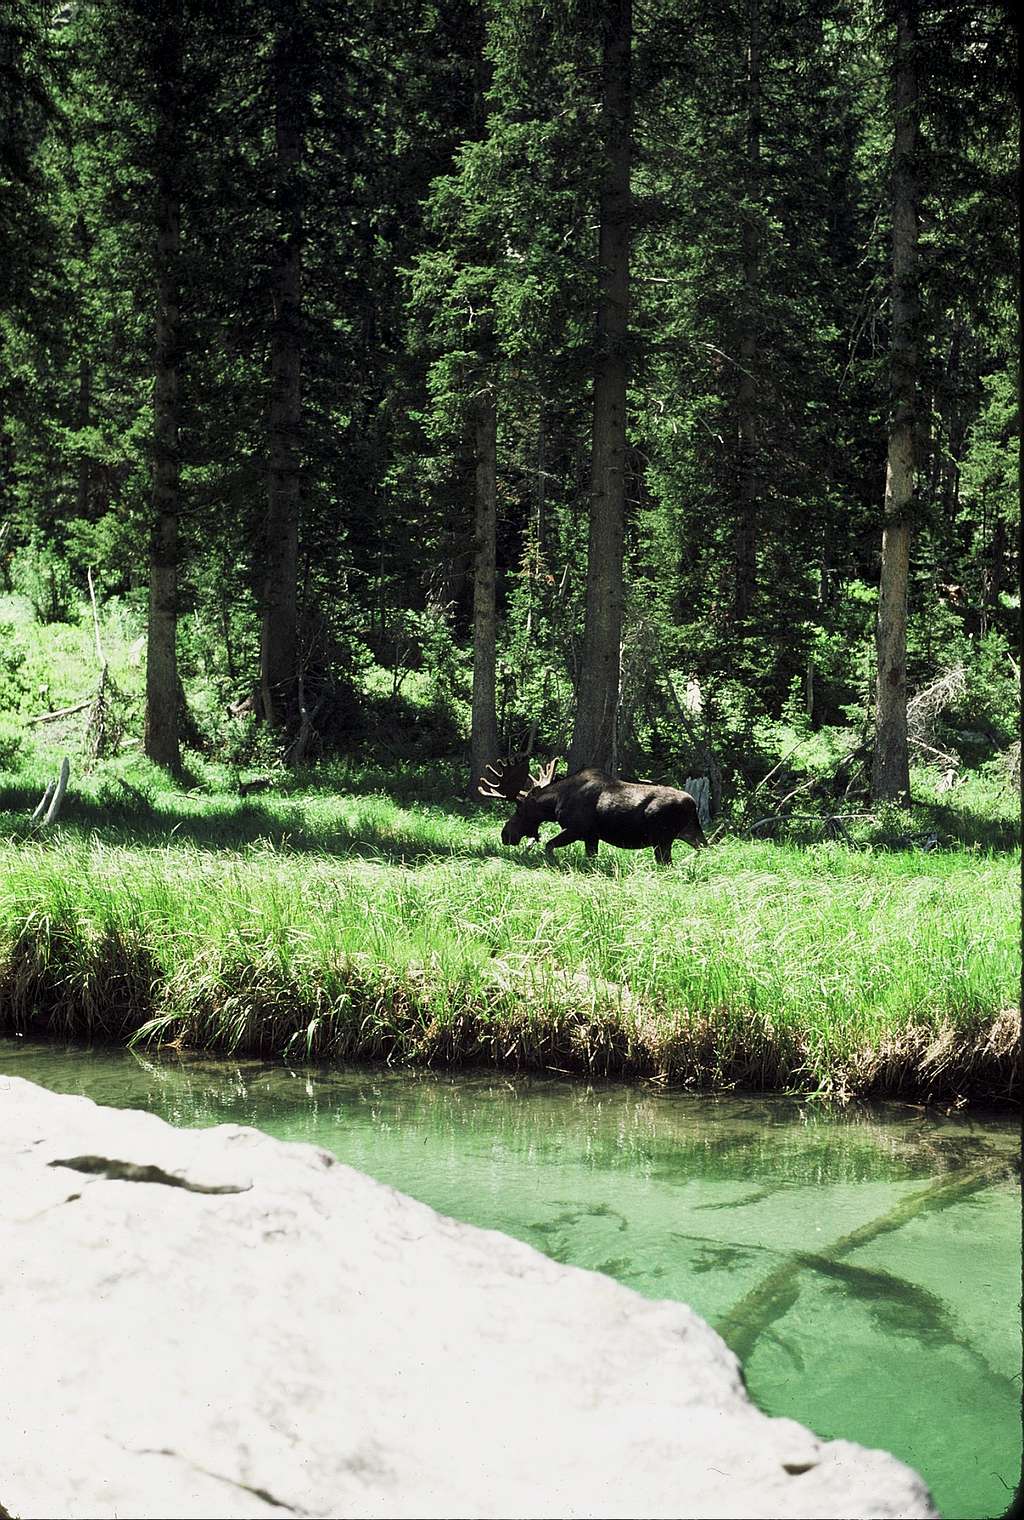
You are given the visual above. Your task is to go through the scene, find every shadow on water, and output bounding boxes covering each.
[689,1241,770,1274]
[717,1161,1019,1379]
[529,1202,631,1238]
[808,1255,955,1346]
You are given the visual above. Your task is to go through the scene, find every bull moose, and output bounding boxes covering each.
[479,756,707,865]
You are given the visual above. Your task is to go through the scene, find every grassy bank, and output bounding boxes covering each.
[0,768,1018,1104]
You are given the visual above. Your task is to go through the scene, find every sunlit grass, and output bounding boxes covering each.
[0,767,1017,1104]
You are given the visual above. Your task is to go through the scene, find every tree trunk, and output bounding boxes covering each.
[535,410,547,557]
[733,0,761,627]
[568,0,631,775]
[0,426,14,589]
[259,18,304,729]
[76,358,92,521]
[872,0,918,806]
[144,0,182,776]
[74,214,93,524]
[469,389,500,799]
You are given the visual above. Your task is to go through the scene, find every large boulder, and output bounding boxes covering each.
[0,1076,937,1520]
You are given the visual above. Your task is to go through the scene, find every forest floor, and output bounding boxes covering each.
[0,758,1018,1107]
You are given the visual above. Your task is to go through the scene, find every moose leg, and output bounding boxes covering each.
[584,835,598,857]
[544,829,580,857]
[653,841,673,866]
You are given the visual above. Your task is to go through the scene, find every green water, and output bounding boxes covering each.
[2,1039,1020,1520]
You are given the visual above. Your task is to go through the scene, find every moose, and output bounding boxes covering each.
[478,756,707,865]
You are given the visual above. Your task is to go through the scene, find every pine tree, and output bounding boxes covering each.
[257,2,310,730]
[872,0,919,805]
[732,0,761,628]
[145,0,184,773]
[569,0,632,774]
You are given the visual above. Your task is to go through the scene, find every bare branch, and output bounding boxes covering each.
[87,567,105,668]
[28,699,93,725]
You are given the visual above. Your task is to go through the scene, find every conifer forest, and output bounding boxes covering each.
[1,0,1018,805]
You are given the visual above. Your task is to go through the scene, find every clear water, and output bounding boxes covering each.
[2,1038,1019,1520]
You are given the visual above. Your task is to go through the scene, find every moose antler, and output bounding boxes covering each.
[478,755,560,802]
[478,755,534,802]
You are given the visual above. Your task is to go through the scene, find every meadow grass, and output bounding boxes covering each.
[0,766,1018,1104]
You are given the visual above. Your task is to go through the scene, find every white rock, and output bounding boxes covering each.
[0,1076,938,1520]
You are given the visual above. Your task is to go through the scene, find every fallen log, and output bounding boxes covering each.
[28,699,93,725]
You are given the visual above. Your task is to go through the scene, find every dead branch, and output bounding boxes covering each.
[910,738,960,769]
[30,756,70,828]
[773,770,830,812]
[746,810,876,838]
[85,662,110,758]
[47,756,70,822]
[749,738,812,802]
[907,665,966,751]
[87,567,105,668]
[283,669,326,769]
[30,780,56,823]
[28,698,93,725]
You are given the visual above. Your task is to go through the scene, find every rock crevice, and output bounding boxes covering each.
[49,1154,252,1193]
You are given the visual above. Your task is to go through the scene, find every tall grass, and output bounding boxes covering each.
[0,775,1017,1102]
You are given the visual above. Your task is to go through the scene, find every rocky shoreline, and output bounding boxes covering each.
[0,1076,937,1519]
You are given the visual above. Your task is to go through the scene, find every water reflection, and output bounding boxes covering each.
[0,1037,1019,1520]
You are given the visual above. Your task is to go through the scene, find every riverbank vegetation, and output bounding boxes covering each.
[0,732,1018,1105]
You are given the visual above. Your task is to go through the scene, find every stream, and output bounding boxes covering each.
[1,1037,1019,1520]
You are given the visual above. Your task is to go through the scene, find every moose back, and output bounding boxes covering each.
[479,760,707,865]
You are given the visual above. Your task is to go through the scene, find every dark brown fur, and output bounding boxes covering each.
[500,767,707,864]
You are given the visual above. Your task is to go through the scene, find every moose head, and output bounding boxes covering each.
[478,755,560,845]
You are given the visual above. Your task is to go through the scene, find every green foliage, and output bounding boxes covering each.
[0,620,31,712]
[217,715,288,776]
[0,0,1016,815]
[951,632,1020,748]
[416,602,469,726]
[11,540,79,625]
[0,716,25,770]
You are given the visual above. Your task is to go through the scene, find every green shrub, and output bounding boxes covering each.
[11,540,79,625]
[0,715,25,769]
[0,620,31,713]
